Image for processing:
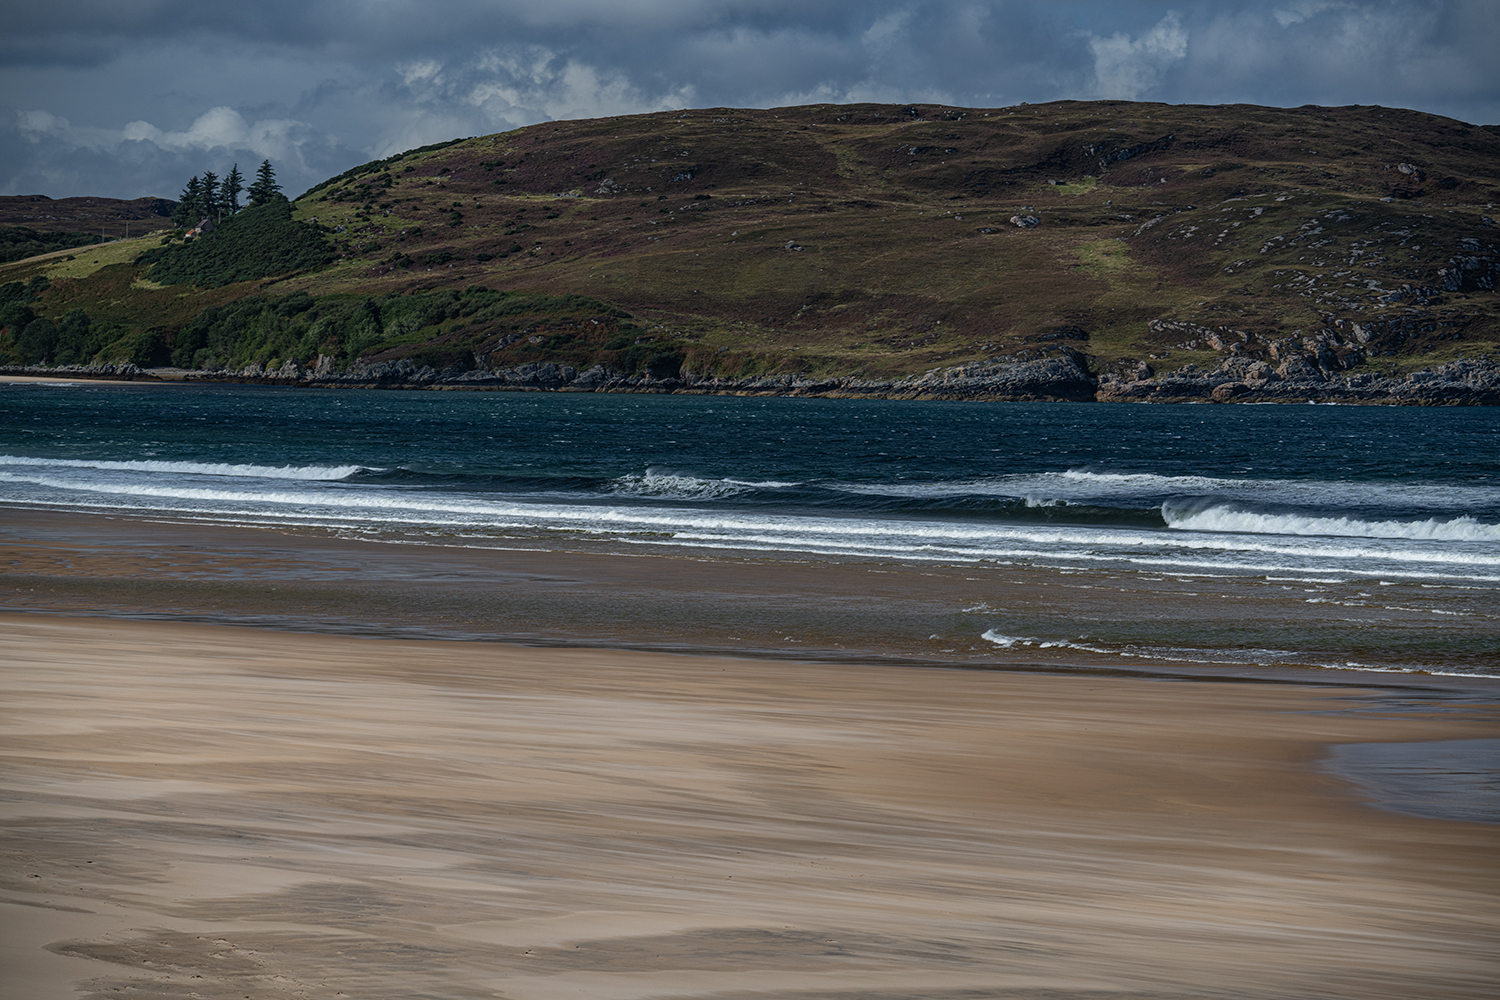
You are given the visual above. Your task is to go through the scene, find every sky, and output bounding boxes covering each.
[2,0,1497,201]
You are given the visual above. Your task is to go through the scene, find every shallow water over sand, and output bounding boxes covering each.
[1326,738,1500,823]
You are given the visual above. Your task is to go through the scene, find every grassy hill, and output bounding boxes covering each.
[2,100,1497,384]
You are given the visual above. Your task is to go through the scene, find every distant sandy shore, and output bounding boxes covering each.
[2,613,1497,1000]
[0,374,149,385]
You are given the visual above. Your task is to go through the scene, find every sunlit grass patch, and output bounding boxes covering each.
[3,233,165,282]
[1073,238,1132,278]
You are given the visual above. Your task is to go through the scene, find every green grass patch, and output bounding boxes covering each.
[1051,177,1099,196]
[1073,238,1134,279]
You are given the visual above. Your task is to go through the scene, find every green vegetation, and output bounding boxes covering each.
[0,228,104,264]
[245,159,282,208]
[0,277,137,365]
[140,199,332,288]
[171,160,275,227]
[166,286,634,372]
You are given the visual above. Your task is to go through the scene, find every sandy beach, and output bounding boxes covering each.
[2,610,1498,1000]
[0,374,153,386]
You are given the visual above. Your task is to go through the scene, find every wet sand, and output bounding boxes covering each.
[2,612,1499,1000]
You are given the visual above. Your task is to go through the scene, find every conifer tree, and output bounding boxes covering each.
[247,159,282,207]
[172,176,203,227]
[220,164,244,214]
[199,170,221,221]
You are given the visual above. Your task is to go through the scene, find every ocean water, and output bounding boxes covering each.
[2,381,1498,676]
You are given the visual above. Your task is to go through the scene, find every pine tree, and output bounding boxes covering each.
[220,164,244,214]
[247,159,282,207]
[200,170,220,221]
[172,176,203,227]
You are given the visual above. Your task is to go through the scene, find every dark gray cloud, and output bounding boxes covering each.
[2,1,1495,199]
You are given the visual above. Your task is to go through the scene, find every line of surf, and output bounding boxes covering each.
[0,455,367,481]
[1165,504,1500,542]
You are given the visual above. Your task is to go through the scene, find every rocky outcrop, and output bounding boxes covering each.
[111,352,1098,401]
[8,353,1498,405]
[0,362,154,380]
[1098,356,1500,405]
[875,356,1096,400]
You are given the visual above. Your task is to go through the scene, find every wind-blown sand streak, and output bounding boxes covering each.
[1,613,1497,1000]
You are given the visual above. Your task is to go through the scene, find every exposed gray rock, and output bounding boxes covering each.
[1276,356,1326,381]
[882,355,1096,400]
[0,362,151,380]
[1099,356,1500,405]
[11,349,1499,406]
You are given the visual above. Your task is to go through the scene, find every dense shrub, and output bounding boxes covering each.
[0,278,122,365]
[167,286,633,372]
[137,198,332,287]
[0,278,47,362]
[0,227,103,264]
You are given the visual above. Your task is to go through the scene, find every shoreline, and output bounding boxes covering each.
[3,612,1498,999]
[5,353,1500,404]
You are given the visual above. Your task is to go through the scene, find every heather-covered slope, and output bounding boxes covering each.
[0,194,174,237]
[2,100,1497,399]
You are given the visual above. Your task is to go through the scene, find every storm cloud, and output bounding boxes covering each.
[3,0,1496,199]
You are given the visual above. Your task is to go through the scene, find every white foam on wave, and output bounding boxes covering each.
[977,629,1496,676]
[7,469,1500,582]
[833,468,1500,513]
[0,454,366,481]
[1060,469,1500,510]
[1166,504,1500,542]
[980,630,1022,647]
[980,629,1116,653]
[609,468,800,500]
[8,468,1499,565]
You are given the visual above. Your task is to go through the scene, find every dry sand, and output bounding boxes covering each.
[2,613,1497,1000]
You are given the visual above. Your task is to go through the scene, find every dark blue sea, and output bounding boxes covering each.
[3,381,1498,676]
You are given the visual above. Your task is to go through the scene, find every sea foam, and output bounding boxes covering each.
[0,455,365,481]
[1165,504,1500,542]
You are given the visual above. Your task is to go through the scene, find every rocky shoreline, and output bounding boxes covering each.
[5,353,1499,405]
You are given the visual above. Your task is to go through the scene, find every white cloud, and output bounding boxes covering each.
[1086,11,1189,100]
[397,60,444,87]
[19,105,313,161]
[772,78,953,109]
[1272,1,1352,28]
[466,48,695,122]
[862,9,913,49]
[17,110,122,151]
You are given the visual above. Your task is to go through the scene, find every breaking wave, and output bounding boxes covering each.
[1164,503,1500,542]
[609,468,800,500]
[0,455,367,481]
